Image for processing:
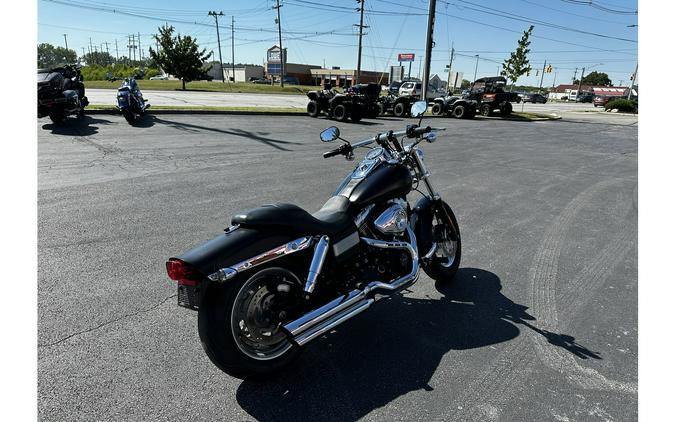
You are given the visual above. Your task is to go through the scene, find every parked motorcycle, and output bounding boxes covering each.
[37,64,88,124]
[166,101,461,379]
[108,70,149,124]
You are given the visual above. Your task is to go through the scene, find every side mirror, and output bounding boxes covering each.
[320,126,340,142]
[410,101,427,118]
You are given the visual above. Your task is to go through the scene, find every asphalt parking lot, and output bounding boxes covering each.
[38,112,637,421]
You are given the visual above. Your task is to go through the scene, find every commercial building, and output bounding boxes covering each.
[206,64,264,82]
[548,84,637,101]
[309,68,389,87]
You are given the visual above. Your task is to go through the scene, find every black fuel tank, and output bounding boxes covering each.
[340,163,413,207]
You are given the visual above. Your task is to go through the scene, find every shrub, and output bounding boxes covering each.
[81,64,160,81]
[604,98,638,113]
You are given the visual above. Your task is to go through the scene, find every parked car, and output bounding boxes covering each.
[576,92,594,103]
[283,76,300,85]
[520,93,547,104]
[149,75,168,80]
[593,95,612,107]
[252,78,272,84]
[398,81,440,100]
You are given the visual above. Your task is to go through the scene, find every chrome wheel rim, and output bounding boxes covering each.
[433,216,458,268]
[230,267,300,361]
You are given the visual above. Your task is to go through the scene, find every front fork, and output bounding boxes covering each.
[410,148,459,241]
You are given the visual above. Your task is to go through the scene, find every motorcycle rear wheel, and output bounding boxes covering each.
[198,264,304,379]
[122,108,137,125]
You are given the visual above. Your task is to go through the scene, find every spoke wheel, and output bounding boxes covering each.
[230,267,301,361]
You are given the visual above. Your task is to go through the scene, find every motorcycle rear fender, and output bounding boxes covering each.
[173,227,297,281]
[117,91,130,108]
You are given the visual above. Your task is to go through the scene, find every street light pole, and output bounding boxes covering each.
[473,54,479,81]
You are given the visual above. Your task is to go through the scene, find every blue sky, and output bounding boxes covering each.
[37,0,638,86]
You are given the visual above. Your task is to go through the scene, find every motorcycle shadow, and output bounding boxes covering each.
[236,267,600,421]
[41,115,114,136]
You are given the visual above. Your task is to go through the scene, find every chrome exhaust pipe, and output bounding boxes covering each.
[283,227,419,346]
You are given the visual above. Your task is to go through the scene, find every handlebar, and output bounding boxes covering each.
[323,125,446,159]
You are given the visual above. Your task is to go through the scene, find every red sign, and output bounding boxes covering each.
[398,53,415,62]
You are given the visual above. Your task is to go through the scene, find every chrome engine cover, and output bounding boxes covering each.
[373,202,408,235]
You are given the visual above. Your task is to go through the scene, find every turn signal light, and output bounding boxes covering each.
[166,258,202,286]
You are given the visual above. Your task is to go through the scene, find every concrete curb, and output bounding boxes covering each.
[86,108,305,116]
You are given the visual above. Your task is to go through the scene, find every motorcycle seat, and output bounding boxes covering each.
[231,196,355,237]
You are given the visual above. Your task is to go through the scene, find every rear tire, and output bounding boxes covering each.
[393,102,406,117]
[307,101,319,117]
[464,106,476,119]
[332,104,348,122]
[422,202,461,283]
[49,113,65,125]
[479,103,492,117]
[500,102,512,116]
[198,265,304,379]
[122,108,137,125]
[350,105,363,122]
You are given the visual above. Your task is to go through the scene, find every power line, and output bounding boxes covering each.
[442,0,637,43]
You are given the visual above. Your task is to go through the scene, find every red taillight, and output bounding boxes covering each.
[166,258,202,286]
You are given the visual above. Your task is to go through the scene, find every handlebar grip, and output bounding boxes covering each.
[323,149,342,159]
[411,125,432,137]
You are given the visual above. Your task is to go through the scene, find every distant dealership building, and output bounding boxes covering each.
[309,68,389,87]
[548,84,637,101]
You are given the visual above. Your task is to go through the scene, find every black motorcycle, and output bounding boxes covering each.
[107,70,149,124]
[167,101,461,378]
[37,64,88,124]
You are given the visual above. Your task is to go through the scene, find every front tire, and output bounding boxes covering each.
[479,103,492,117]
[422,202,461,283]
[451,104,466,119]
[393,102,406,117]
[198,265,304,379]
[332,104,348,122]
[307,100,319,117]
[431,103,443,116]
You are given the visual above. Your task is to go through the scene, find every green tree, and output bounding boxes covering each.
[500,25,534,90]
[577,71,612,86]
[82,51,116,66]
[149,25,211,90]
[38,43,77,68]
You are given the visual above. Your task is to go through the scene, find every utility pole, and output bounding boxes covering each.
[128,35,132,65]
[89,38,94,64]
[355,0,367,85]
[231,16,235,82]
[138,32,142,63]
[132,34,137,63]
[576,67,585,101]
[105,41,109,56]
[552,72,557,89]
[115,39,119,62]
[446,43,454,92]
[473,54,479,82]
[63,34,68,51]
[209,11,226,83]
[81,47,85,63]
[273,0,284,87]
[627,63,637,100]
[538,59,547,93]
[421,0,436,100]
[572,67,578,84]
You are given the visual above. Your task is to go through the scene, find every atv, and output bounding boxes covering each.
[378,94,421,117]
[430,94,477,119]
[306,83,381,123]
[465,76,519,117]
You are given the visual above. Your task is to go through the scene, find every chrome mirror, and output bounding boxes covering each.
[410,101,427,118]
[320,126,340,142]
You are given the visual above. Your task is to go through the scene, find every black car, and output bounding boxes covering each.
[576,92,594,103]
[520,93,547,104]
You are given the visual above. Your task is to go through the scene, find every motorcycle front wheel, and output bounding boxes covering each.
[198,264,304,379]
[422,201,461,283]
